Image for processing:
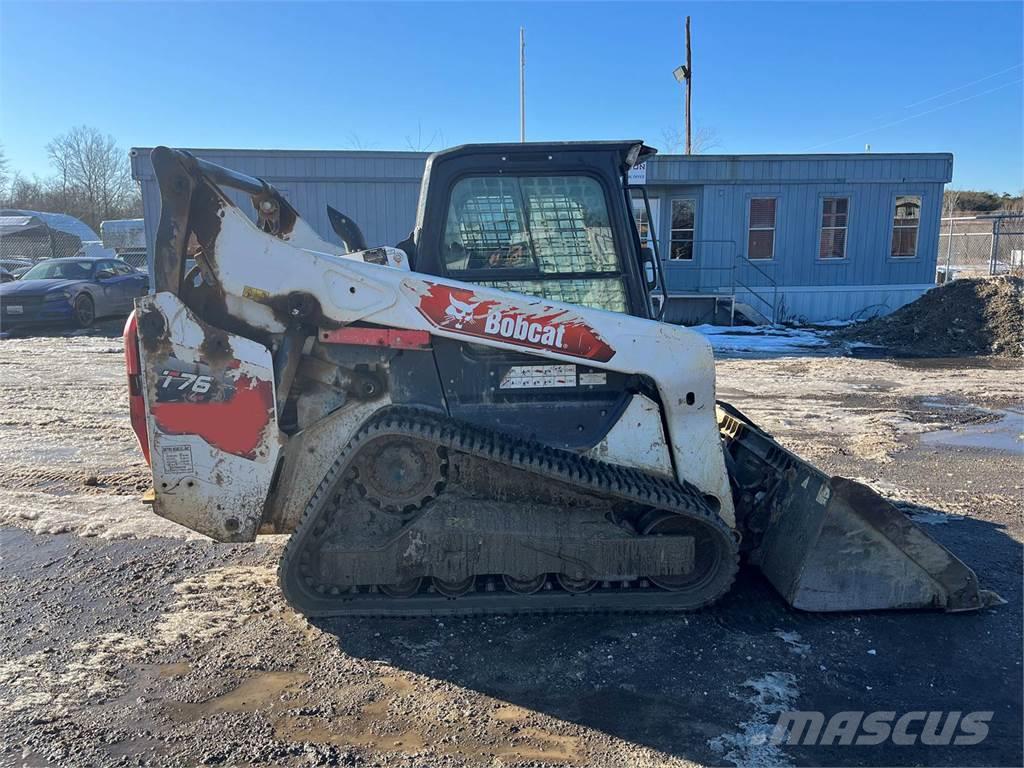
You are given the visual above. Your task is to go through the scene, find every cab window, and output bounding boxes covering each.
[442,175,627,313]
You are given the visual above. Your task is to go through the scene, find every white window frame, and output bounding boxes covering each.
[890,194,922,259]
[747,197,778,261]
[631,196,660,250]
[818,196,850,261]
[669,197,697,261]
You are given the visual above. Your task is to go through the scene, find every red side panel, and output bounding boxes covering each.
[123,312,151,465]
[150,376,274,459]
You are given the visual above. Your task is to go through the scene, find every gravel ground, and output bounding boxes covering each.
[0,322,1021,768]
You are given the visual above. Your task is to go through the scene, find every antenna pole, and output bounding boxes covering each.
[519,27,526,142]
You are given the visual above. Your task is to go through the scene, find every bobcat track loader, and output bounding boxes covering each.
[124,143,1000,617]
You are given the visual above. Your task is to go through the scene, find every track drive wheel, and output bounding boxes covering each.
[354,436,447,517]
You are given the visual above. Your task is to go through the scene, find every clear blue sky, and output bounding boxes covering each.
[2,1,1022,191]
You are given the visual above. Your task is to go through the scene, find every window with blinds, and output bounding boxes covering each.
[670,199,696,260]
[631,193,652,248]
[891,195,921,258]
[748,198,777,260]
[819,197,849,259]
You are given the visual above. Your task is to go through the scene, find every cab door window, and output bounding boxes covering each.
[443,175,628,313]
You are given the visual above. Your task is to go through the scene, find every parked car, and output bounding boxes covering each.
[0,256,148,330]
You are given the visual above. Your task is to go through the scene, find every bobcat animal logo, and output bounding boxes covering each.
[444,295,480,329]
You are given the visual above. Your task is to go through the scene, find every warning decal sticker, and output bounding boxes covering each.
[162,444,195,475]
[500,365,577,389]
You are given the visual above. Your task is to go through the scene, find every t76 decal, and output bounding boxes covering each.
[150,357,274,459]
[407,281,616,363]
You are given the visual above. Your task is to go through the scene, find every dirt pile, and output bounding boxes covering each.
[835,276,1024,357]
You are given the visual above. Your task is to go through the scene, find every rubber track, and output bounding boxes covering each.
[278,408,739,617]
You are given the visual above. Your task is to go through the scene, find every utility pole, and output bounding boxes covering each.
[672,17,693,154]
[519,27,526,143]
[684,16,692,155]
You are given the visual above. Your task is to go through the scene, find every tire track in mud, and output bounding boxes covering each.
[0,465,152,496]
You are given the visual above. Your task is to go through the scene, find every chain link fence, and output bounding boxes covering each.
[0,210,103,276]
[937,214,1024,282]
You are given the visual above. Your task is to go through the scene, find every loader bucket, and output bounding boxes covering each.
[718,403,1002,612]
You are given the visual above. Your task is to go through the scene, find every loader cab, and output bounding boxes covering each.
[411,142,657,319]
[407,142,659,450]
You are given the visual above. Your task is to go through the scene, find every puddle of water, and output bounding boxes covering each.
[273,672,424,751]
[275,713,428,751]
[379,674,413,694]
[157,662,192,678]
[493,704,531,722]
[892,357,1023,371]
[921,408,1024,453]
[272,678,584,765]
[173,671,308,719]
[493,727,583,763]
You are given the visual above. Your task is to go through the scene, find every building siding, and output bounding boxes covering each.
[131,147,951,323]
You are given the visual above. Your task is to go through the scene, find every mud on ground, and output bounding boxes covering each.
[0,330,1021,768]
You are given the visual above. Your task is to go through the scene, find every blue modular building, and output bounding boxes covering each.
[131,147,951,324]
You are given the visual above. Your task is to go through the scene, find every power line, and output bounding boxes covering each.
[903,63,1022,110]
[805,78,1023,151]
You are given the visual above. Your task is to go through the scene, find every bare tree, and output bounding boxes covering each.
[0,144,9,200]
[660,125,720,154]
[344,133,379,150]
[404,123,444,152]
[942,189,961,217]
[45,126,138,230]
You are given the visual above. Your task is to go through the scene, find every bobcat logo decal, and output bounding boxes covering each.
[408,281,617,363]
[444,295,480,329]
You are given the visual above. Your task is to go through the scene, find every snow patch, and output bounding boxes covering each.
[693,325,830,357]
[154,566,276,646]
[0,490,200,541]
[0,632,153,717]
[0,566,277,721]
[773,629,811,656]
[909,510,956,525]
[709,672,799,768]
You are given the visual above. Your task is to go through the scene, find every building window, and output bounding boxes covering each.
[748,198,777,260]
[891,195,921,258]
[630,194,659,249]
[670,199,696,260]
[819,197,849,259]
